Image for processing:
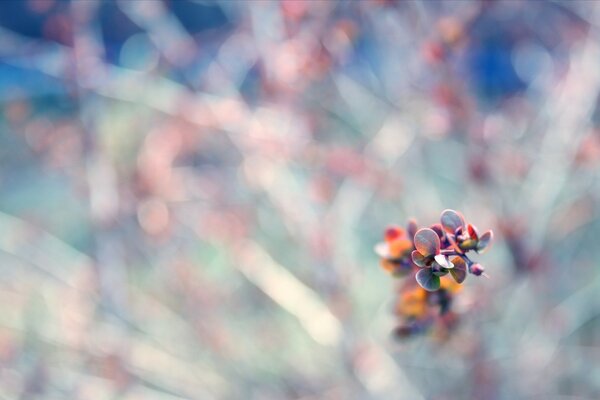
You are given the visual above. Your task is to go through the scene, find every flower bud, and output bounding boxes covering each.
[470,263,485,276]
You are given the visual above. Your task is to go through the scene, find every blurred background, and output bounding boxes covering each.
[1,0,600,399]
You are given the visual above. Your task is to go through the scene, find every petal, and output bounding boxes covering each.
[374,242,390,258]
[434,254,453,269]
[449,256,467,283]
[416,268,441,292]
[384,226,405,242]
[380,259,395,273]
[411,250,427,267]
[468,224,479,241]
[414,228,440,257]
[389,238,413,258]
[407,218,419,241]
[477,230,494,253]
[441,209,465,234]
[430,223,444,238]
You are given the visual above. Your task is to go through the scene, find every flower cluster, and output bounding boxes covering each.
[392,276,462,340]
[375,209,493,338]
[374,219,419,277]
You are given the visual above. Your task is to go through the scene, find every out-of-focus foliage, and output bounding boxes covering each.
[1,0,600,399]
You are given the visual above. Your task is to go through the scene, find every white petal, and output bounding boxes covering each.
[374,242,390,258]
[434,254,454,268]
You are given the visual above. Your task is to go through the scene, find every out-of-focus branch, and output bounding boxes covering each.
[235,240,343,347]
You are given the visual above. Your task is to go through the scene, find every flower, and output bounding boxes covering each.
[455,223,493,253]
[396,284,428,318]
[411,228,455,291]
[377,209,494,340]
[374,225,416,276]
[393,274,462,339]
